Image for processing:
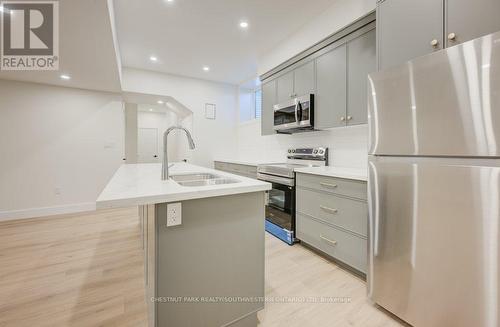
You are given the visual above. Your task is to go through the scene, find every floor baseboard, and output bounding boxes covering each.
[0,202,97,222]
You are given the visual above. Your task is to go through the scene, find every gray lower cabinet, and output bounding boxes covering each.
[347,28,376,126]
[296,173,368,274]
[214,161,258,179]
[156,194,265,327]
[261,80,276,136]
[315,44,347,129]
[377,0,500,71]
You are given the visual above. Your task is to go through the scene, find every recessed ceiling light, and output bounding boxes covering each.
[239,21,249,29]
[60,74,71,80]
[203,66,210,72]
[166,0,174,2]
[157,100,164,104]
[149,108,154,112]
[150,56,158,62]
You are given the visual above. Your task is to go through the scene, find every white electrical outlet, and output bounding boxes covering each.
[166,203,182,227]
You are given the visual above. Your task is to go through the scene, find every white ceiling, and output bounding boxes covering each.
[113,0,337,85]
[0,0,122,93]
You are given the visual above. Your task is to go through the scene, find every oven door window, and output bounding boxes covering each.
[274,104,297,127]
[266,183,294,232]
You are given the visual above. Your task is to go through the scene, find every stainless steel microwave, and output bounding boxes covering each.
[273,94,314,133]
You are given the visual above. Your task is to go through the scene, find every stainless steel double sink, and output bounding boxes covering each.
[170,173,240,187]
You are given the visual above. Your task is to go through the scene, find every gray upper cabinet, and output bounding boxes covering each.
[293,61,316,97]
[276,71,294,104]
[261,80,276,136]
[347,29,376,126]
[315,44,347,129]
[378,0,500,71]
[377,0,443,71]
[445,0,500,48]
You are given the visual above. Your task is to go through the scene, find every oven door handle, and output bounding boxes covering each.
[257,173,295,186]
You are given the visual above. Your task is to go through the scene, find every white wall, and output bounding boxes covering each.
[236,121,368,169]
[236,0,375,170]
[121,68,239,168]
[257,0,375,75]
[0,80,125,220]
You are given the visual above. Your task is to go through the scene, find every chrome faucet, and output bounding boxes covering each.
[161,126,196,180]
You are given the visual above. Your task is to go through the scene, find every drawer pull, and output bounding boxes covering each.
[320,235,338,246]
[320,182,338,189]
[320,205,338,214]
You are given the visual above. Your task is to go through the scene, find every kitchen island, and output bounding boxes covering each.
[97,163,271,327]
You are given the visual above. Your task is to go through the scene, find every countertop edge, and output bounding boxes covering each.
[96,184,271,210]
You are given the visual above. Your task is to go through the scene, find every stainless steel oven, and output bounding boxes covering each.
[273,94,314,133]
[257,147,328,245]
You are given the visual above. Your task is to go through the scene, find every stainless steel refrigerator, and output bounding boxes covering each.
[367,31,500,327]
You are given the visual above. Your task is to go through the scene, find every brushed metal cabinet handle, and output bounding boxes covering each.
[320,235,338,246]
[320,205,338,214]
[320,182,338,188]
[430,39,439,47]
[448,32,456,41]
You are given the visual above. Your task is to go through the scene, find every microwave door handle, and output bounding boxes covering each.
[297,101,303,122]
[294,100,299,124]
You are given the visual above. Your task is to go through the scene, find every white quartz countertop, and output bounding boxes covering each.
[214,159,282,166]
[294,166,368,181]
[96,162,271,209]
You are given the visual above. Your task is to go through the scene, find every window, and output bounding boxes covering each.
[254,88,262,119]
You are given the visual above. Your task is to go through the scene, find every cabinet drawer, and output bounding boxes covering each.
[297,188,367,237]
[296,173,367,200]
[296,213,367,273]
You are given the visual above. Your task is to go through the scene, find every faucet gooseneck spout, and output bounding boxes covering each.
[162,126,196,180]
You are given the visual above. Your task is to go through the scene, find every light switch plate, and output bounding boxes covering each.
[166,203,182,227]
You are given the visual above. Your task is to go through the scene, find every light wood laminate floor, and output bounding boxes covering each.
[0,208,402,327]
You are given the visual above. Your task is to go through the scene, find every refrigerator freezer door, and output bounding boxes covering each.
[368,31,500,157]
[368,156,500,327]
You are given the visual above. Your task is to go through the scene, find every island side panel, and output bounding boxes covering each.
[155,192,265,327]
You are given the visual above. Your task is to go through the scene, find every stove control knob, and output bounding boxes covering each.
[313,149,318,154]
[319,149,324,154]
[292,149,296,153]
[288,149,292,153]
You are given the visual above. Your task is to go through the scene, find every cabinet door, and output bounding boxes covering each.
[261,79,276,136]
[276,71,294,104]
[347,29,376,126]
[377,0,443,70]
[446,0,500,47]
[293,60,315,97]
[315,44,347,129]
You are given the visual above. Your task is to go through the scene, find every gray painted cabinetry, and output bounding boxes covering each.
[260,17,375,134]
[214,161,258,179]
[315,44,346,129]
[261,80,276,136]
[276,71,294,104]
[377,0,444,70]
[377,0,500,70]
[347,29,376,126]
[446,0,500,48]
[140,192,265,327]
[295,173,368,274]
[293,60,316,98]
